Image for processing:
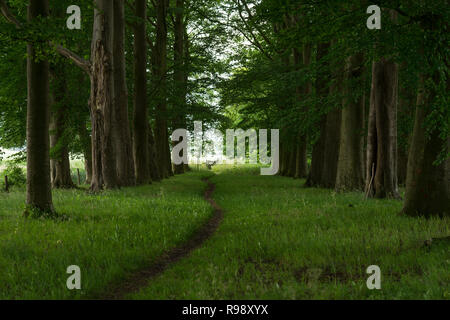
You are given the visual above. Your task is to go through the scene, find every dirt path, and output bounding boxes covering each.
[99,176,223,300]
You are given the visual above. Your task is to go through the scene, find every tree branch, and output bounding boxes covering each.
[1,0,91,74]
[54,44,91,74]
[0,0,22,28]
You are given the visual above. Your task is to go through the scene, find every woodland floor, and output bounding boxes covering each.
[0,165,449,299]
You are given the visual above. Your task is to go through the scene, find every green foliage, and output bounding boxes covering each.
[1,162,26,189]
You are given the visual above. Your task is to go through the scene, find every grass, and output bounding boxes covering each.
[130,165,450,300]
[0,165,448,299]
[0,170,213,299]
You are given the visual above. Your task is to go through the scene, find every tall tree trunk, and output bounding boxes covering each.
[25,0,54,214]
[335,53,366,192]
[402,75,449,217]
[113,0,135,186]
[294,134,308,179]
[279,142,289,176]
[306,43,330,187]
[90,0,118,191]
[49,70,75,189]
[286,145,296,177]
[172,0,185,175]
[148,127,162,182]
[133,0,152,185]
[365,58,400,198]
[154,0,172,179]
[183,28,191,172]
[50,105,74,189]
[321,106,341,188]
[320,44,343,189]
[294,43,311,179]
[78,119,92,185]
[397,65,415,186]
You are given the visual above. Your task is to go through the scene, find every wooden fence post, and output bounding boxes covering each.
[5,175,9,192]
[77,168,81,185]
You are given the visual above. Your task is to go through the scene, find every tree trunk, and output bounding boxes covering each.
[365,58,400,198]
[24,0,54,215]
[320,47,343,189]
[305,118,326,186]
[294,43,311,179]
[286,144,296,177]
[305,43,330,187]
[148,126,162,182]
[49,70,75,189]
[77,119,92,185]
[154,0,172,179]
[183,27,191,172]
[321,106,341,188]
[279,142,289,176]
[172,0,185,175]
[90,0,118,191]
[294,134,308,179]
[402,75,449,217]
[133,0,152,185]
[113,0,135,187]
[335,53,366,192]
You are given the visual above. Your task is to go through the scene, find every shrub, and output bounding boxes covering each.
[1,162,26,189]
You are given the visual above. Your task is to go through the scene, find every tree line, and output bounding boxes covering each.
[0,0,449,218]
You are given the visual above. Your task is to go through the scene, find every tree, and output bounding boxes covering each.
[365,58,400,198]
[113,0,135,187]
[133,0,152,185]
[172,0,186,175]
[402,74,449,217]
[154,0,172,178]
[335,53,366,192]
[25,0,54,214]
[305,43,330,187]
[365,10,400,199]
[49,67,75,189]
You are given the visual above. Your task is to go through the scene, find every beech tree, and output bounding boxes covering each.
[133,0,152,185]
[335,53,366,192]
[25,0,54,213]
[113,0,135,187]
[0,0,54,214]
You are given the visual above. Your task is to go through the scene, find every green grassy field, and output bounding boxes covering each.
[131,166,450,300]
[0,170,212,299]
[0,166,448,299]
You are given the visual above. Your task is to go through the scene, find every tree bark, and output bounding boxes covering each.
[292,44,309,179]
[294,134,308,179]
[154,0,172,179]
[133,0,152,185]
[402,75,449,217]
[25,0,54,214]
[172,0,186,175]
[335,53,366,192]
[49,71,75,189]
[321,106,341,188]
[305,43,330,187]
[286,144,296,177]
[148,126,162,182]
[89,0,118,191]
[365,58,400,198]
[183,27,191,172]
[77,119,92,185]
[113,0,135,186]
